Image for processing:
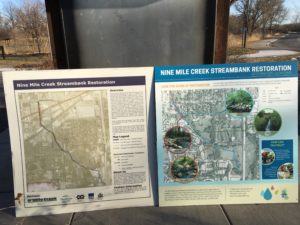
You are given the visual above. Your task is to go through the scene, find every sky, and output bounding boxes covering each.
[284,0,300,22]
[0,0,29,15]
[0,0,22,11]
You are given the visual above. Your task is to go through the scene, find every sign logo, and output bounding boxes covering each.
[98,193,104,200]
[281,189,289,200]
[60,195,72,204]
[88,193,94,200]
[76,195,85,200]
[261,188,272,200]
[26,195,57,203]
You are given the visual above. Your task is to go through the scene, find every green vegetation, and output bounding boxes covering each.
[164,127,191,150]
[226,90,253,113]
[261,150,275,165]
[278,163,293,179]
[254,109,281,133]
[171,157,197,180]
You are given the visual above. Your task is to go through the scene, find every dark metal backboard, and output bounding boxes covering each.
[47,0,218,68]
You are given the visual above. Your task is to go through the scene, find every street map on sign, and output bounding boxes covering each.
[18,91,112,192]
[161,88,260,183]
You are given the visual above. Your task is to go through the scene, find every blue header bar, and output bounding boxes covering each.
[155,61,298,82]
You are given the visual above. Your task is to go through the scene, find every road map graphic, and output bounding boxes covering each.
[161,87,260,183]
[17,90,112,192]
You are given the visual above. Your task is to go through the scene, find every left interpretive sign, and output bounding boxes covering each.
[3,67,155,217]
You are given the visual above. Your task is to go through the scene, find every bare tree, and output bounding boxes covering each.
[291,3,300,24]
[229,15,243,34]
[1,0,18,50]
[292,14,300,24]
[2,0,17,30]
[235,0,264,35]
[0,14,4,39]
[15,0,48,54]
[260,0,288,37]
[0,13,10,40]
[0,14,3,30]
[234,0,287,36]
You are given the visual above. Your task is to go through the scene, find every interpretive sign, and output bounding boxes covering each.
[155,61,298,206]
[3,68,154,217]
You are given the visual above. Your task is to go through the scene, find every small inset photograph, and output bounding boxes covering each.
[261,148,275,165]
[226,90,253,114]
[254,108,282,136]
[170,156,198,183]
[277,163,293,179]
[164,126,192,153]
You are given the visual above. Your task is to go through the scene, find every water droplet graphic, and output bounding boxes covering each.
[271,185,275,190]
[263,188,272,200]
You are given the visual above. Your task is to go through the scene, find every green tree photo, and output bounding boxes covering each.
[171,157,198,180]
[254,109,282,135]
[226,90,253,113]
[164,127,191,150]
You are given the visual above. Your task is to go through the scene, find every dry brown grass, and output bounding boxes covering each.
[0,37,51,55]
[228,33,262,48]
[0,34,53,70]
[0,54,54,70]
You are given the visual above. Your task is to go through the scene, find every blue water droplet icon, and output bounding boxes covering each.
[263,188,272,200]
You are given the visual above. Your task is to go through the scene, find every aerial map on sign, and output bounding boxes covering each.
[161,88,260,183]
[18,90,112,192]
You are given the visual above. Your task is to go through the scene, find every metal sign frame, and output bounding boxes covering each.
[45,0,230,69]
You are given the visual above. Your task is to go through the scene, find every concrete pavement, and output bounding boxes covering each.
[241,35,300,58]
[247,38,278,50]
[242,49,299,58]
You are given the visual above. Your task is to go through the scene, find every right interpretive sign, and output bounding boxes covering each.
[155,61,298,206]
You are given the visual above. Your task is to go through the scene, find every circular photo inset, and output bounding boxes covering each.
[277,163,293,179]
[164,126,192,153]
[170,156,198,183]
[226,90,253,115]
[261,148,275,165]
[254,108,282,136]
